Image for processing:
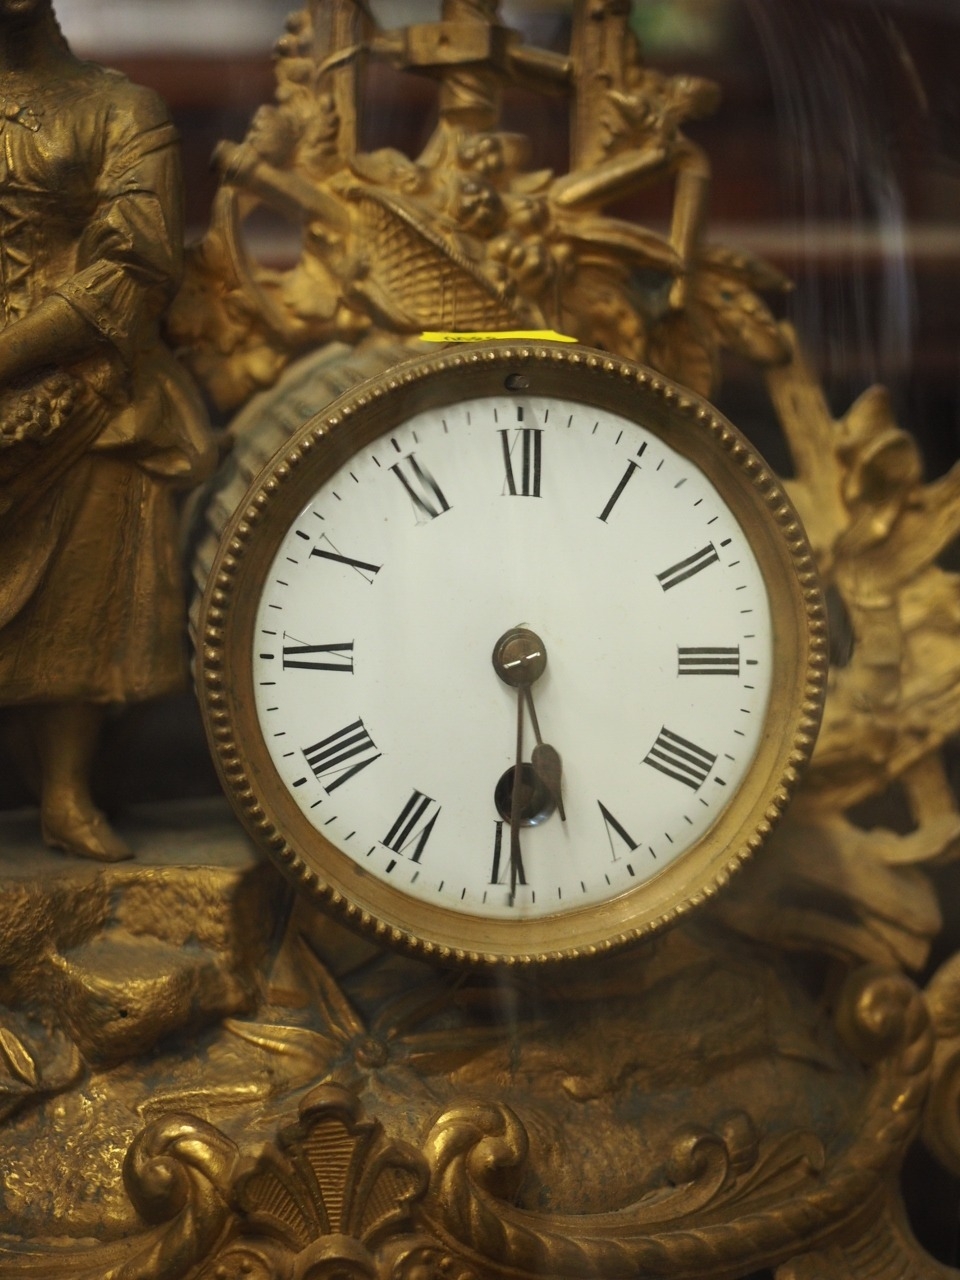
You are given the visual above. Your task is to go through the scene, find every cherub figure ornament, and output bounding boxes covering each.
[0,0,215,860]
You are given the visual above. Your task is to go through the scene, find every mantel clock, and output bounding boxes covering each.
[5,0,960,1276]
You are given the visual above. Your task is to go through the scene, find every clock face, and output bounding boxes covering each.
[200,345,825,963]
[252,394,773,920]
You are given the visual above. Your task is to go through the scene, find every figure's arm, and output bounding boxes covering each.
[0,295,102,385]
[549,140,672,211]
[213,140,349,232]
[49,83,185,367]
[550,135,710,295]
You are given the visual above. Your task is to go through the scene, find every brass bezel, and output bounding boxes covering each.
[198,344,827,966]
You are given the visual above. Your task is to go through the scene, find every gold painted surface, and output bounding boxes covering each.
[0,938,939,1279]
[0,0,217,862]
[713,331,960,974]
[1,3,959,1279]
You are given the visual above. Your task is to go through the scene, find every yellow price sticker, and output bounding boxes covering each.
[420,329,578,344]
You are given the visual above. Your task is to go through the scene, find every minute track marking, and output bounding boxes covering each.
[598,443,646,522]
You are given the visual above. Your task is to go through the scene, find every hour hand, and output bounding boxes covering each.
[509,689,527,897]
[531,737,565,822]
[492,626,547,691]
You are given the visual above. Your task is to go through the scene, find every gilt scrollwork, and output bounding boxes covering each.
[713,327,960,976]
[193,1084,467,1280]
[44,968,930,1280]
[416,967,933,1279]
[777,1196,950,1280]
[167,0,789,413]
[167,6,960,1277]
[0,1113,238,1280]
[920,955,960,1179]
[113,1114,239,1280]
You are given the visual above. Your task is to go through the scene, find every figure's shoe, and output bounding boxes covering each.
[41,804,132,862]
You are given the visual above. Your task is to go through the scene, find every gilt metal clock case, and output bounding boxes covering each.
[198,343,826,965]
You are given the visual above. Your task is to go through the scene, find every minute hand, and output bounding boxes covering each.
[509,689,527,896]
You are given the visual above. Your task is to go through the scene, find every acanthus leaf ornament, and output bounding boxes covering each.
[194,1083,436,1280]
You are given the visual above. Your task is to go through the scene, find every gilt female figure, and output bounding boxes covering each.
[0,0,215,859]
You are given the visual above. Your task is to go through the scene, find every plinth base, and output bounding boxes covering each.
[0,803,946,1280]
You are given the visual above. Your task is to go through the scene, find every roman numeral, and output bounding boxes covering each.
[310,534,381,584]
[677,646,740,676]
[303,720,380,793]
[390,455,451,522]
[490,820,507,884]
[598,801,639,862]
[382,790,441,862]
[489,819,527,890]
[500,428,542,496]
[656,543,719,591]
[283,635,354,672]
[644,728,716,790]
[598,444,646,522]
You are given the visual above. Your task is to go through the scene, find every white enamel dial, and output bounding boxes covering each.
[250,390,775,921]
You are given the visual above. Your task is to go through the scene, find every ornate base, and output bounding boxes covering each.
[0,799,287,1243]
[0,816,948,1278]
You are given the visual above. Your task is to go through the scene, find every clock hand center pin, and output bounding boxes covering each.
[492,626,548,688]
